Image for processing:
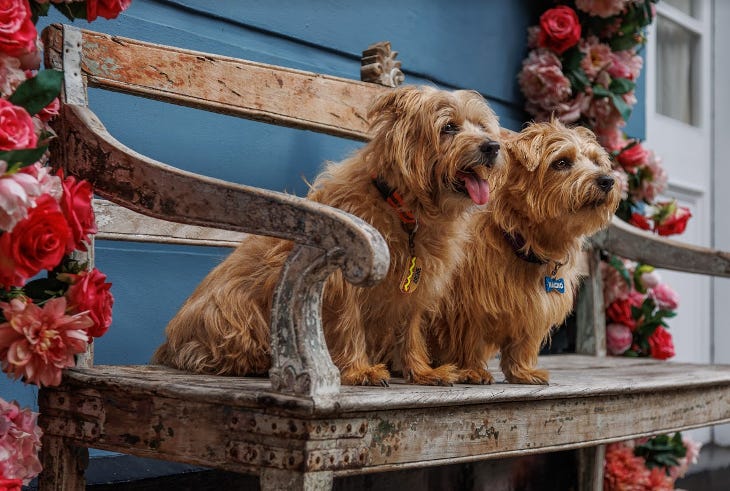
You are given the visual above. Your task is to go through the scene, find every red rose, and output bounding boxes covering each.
[64,268,113,338]
[606,292,644,330]
[537,6,581,55]
[617,141,648,169]
[37,97,60,123]
[655,206,691,236]
[0,0,36,58]
[58,172,97,253]
[0,478,23,491]
[0,98,37,151]
[629,212,651,231]
[0,194,71,288]
[86,0,132,22]
[648,326,675,360]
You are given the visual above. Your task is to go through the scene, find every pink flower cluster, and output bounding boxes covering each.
[603,260,678,359]
[604,437,702,491]
[0,397,42,485]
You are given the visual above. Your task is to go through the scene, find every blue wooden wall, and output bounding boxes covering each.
[3,0,645,416]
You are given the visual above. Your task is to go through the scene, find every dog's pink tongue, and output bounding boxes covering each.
[462,174,490,205]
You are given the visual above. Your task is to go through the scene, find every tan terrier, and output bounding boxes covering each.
[153,85,503,386]
[431,120,620,385]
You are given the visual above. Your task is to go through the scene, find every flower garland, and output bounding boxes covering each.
[518,1,699,489]
[0,0,130,485]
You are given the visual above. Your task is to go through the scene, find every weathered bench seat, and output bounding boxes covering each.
[37,24,730,490]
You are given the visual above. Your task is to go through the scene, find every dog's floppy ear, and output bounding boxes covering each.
[505,125,543,172]
[367,85,428,132]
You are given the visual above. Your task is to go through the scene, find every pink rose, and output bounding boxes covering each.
[0,161,41,231]
[0,194,71,288]
[586,93,624,131]
[518,49,572,112]
[638,269,661,291]
[594,126,625,152]
[58,172,97,253]
[648,326,675,360]
[579,36,613,80]
[647,467,674,491]
[86,0,132,22]
[37,97,60,123]
[617,141,649,169]
[650,283,679,310]
[0,98,36,151]
[0,53,24,95]
[63,268,113,338]
[0,0,36,58]
[0,297,91,386]
[0,397,42,484]
[606,323,633,355]
[601,260,631,305]
[537,6,582,55]
[608,50,643,81]
[575,0,630,19]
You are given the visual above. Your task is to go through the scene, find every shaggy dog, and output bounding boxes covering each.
[431,120,620,385]
[153,85,503,386]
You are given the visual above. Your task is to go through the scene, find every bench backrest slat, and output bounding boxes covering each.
[43,25,388,141]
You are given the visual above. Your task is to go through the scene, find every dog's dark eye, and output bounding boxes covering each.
[442,122,460,135]
[551,158,573,170]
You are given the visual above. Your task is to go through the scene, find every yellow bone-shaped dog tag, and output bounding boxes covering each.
[399,256,422,294]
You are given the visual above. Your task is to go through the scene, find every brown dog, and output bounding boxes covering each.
[153,85,503,386]
[432,120,620,385]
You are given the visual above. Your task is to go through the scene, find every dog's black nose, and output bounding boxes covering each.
[597,175,615,192]
[480,140,500,166]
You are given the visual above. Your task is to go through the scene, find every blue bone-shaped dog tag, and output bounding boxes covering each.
[544,276,565,294]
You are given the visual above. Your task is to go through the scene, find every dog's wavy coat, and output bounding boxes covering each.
[433,120,620,385]
[153,85,503,386]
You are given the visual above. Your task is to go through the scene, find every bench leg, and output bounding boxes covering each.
[260,469,333,491]
[577,444,605,491]
[38,435,88,491]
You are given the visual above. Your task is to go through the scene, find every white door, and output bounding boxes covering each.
[712,1,730,446]
[645,0,713,443]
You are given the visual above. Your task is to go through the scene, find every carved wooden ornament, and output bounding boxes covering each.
[361,41,405,87]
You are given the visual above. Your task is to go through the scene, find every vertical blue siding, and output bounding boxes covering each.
[3,0,645,416]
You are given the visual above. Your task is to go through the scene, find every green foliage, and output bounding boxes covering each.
[635,432,686,470]
[0,146,49,173]
[8,70,63,116]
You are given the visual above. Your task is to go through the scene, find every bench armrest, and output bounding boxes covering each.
[592,216,730,277]
[54,103,389,396]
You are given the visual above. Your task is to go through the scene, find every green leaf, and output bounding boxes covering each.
[0,146,49,172]
[656,309,677,319]
[30,1,51,23]
[592,85,611,98]
[51,2,88,21]
[609,92,633,121]
[8,70,63,116]
[608,255,632,286]
[610,78,636,95]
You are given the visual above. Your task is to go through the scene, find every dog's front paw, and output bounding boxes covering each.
[456,367,495,385]
[341,364,391,386]
[406,364,459,386]
[503,367,550,385]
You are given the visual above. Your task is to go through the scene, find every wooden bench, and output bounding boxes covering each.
[37,24,730,490]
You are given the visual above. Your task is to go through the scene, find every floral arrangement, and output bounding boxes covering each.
[518,1,699,489]
[0,0,130,485]
[603,258,678,359]
[604,434,701,491]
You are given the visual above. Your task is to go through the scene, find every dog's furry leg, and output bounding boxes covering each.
[401,314,458,386]
[322,274,391,386]
[454,343,497,384]
[499,336,549,385]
